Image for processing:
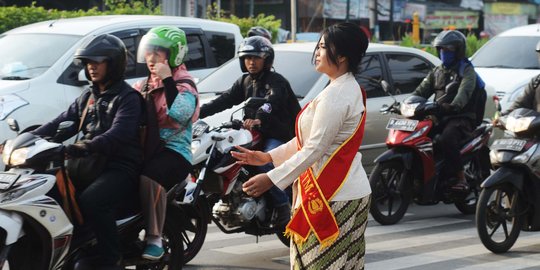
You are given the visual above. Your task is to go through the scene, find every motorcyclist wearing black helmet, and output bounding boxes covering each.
[33,34,143,270]
[499,41,540,115]
[200,36,300,226]
[247,26,272,41]
[412,30,484,193]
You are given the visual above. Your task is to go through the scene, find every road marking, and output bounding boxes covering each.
[366,216,468,236]
[212,239,285,254]
[365,233,540,270]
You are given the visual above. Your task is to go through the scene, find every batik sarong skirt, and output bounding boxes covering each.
[291,195,370,270]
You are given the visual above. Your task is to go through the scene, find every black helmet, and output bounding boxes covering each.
[536,40,540,52]
[432,30,467,59]
[74,34,127,83]
[247,26,272,41]
[238,36,274,73]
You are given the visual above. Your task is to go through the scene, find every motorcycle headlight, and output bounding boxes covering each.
[1,140,13,165]
[2,140,28,167]
[505,116,534,133]
[0,94,29,120]
[400,102,420,118]
[193,120,209,138]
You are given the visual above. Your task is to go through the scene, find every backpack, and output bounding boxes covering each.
[458,59,487,126]
[139,78,197,161]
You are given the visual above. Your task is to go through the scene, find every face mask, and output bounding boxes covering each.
[440,50,456,67]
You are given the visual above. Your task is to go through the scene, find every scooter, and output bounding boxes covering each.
[369,81,492,225]
[0,119,184,269]
[476,106,540,253]
[177,98,290,264]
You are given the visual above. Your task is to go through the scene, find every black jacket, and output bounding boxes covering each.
[200,71,301,142]
[33,81,143,174]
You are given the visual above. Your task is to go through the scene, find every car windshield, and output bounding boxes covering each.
[198,51,321,98]
[0,33,80,80]
[472,36,540,69]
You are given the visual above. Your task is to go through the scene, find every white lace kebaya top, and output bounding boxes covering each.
[267,72,371,207]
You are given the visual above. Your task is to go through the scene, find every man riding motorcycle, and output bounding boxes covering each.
[199,36,300,226]
[411,30,486,193]
[32,34,142,270]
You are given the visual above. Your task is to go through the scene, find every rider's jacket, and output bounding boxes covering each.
[504,74,540,115]
[33,81,143,174]
[412,62,478,122]
[200,71,301,142]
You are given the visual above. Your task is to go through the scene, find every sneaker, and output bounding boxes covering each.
[142,244,164,260]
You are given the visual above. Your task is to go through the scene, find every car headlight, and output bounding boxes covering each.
[400,102,420,117]
[0,94,29,120]
[505,116,535,133]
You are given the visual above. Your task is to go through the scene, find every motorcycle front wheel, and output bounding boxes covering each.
[369,160,412,225]
[179,198,208,264]
[476,184,523,254]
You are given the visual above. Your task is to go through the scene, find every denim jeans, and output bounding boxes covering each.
[259,138,290,207]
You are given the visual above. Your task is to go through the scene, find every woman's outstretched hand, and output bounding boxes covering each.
[242,173,274,198]
[231,145,272,166]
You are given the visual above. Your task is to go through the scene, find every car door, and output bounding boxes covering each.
[355,51,435,173]
[354,53,388,172]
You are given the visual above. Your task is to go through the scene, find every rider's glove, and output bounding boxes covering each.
[66,142,90,158]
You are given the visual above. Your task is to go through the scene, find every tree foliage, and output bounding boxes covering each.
[0,1,161,34]
[206,3,281,43]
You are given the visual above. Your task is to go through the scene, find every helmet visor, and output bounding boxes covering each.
[238,51,267,59]
[136,34,173,64]
[73,55,109,66]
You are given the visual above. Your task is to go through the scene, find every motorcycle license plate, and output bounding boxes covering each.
[386,118,418,131]
[491,139,527,151]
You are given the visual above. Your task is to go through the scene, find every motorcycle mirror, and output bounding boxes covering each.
[244,97,266,108]
[56,121,74,134]
[492,95,501,112]
[6,118,19,132]
[380,80,398,103]
[381,80,392,94]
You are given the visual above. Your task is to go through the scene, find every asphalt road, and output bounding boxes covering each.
[184,203,540,270]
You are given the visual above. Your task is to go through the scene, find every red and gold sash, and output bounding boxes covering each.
[285,87,367,248]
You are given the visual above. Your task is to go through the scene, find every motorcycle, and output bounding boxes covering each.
[178,98,290,264]
[0,119,184,269]
[369,81,493,225]
[476,107,540,253]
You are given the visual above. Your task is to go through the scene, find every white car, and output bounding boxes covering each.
[471,23,540,113]
[197,42,442,173]
[0,15,243,168]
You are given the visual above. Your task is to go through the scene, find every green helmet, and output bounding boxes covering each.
[137,26,188,68]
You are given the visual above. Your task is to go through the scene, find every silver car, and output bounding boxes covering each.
[197,42,441,173]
